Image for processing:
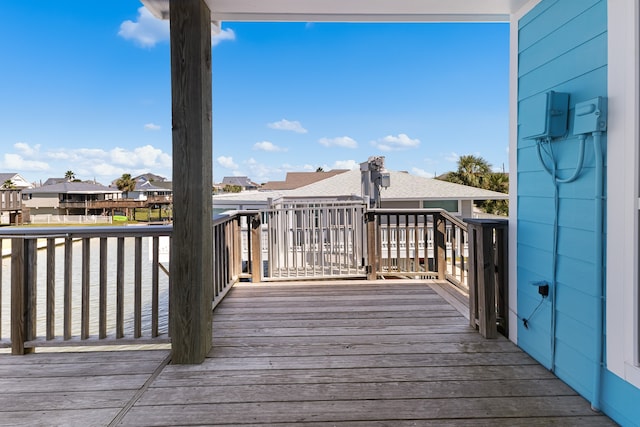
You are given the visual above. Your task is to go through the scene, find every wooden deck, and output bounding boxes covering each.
[0,280,616,426]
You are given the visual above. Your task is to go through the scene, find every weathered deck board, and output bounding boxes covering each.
[0,280,616,426]
[0,349,169,426]
[126,280,614,425]
[120,396,605,425]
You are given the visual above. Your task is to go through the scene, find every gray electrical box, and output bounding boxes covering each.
[521,91,569,140]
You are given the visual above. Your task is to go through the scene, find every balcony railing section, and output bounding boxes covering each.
[264,203,366,280]
[1,212,247,353]
[1,226,172,353]
[364,209,469,288]
[2,206,508,354]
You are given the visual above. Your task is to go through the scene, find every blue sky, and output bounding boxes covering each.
[0,1,509,185]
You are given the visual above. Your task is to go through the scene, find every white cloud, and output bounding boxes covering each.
[2,153,49,171]
[253,141,287,152]
[212,28,236,47]
[411,167,434,178]
[144,123,161,131]
[268,119,308,134]
[371,133,420,151]
[319,136,358,149]
[92,163,123,178]
[217,156,238,169]
[332,160,359,170]
[129,145,171,167]
[445,152,460,163]
[14,142,40,156]
[118,7,169,48]
[119,8,236,49]
[2,142,173,184]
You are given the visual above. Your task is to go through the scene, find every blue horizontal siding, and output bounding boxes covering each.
[555,256,597,294]
[516,242,553,275]
[519,1,607,75]
[519,0,601,52]
[518,3,640,424]
[518,34,607,97]
[601,371,640,426]
[516,0,613,418]
[553,339,596,397]
[556,287,598,328]
[517,195,554,221]
[518,220,554,249]
[556,310,597,357]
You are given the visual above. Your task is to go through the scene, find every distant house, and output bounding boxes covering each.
[0,173,32,189]
[212,168,507,218]
[127,179,173,201]
[22,182,122,215]
[42,177,69,186]
[133,173,168,184]
[220,176,260,191]
[261,170,349,190]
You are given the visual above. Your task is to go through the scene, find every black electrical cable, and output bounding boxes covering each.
[519,297,545,329]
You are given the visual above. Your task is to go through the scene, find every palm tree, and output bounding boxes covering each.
[450,155,492,188]
[115,173,136,198]
[65,170,76,182]
[2,179,16,189]
[439,154,509,215]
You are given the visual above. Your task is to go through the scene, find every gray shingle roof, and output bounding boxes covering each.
[211,169,508,207]
[23,182,121,195]
[286,170,508,200]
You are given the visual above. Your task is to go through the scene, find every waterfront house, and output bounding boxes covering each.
[220,176,260,191]
[21,181,122,216]
[138,0,639,424]
[126,179,173,202]
[0,173,32,190]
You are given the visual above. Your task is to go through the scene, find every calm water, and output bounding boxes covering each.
[1,238,170,343]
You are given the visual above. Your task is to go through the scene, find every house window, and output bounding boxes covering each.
[422,200,459,212]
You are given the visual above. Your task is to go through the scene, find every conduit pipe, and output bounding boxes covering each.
[591,130,605,412]
[536,135,586,373]
[537,130,605,411]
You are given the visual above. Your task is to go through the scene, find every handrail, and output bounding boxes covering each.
[1,213,251,354]
[2,206,507,355]
[465,218,509,338]
[364,208,469,289]
[0,225,172,239]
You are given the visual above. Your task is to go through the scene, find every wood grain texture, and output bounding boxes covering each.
[169,0,213,364]
[0,280,615,425]
[128,281,612,425]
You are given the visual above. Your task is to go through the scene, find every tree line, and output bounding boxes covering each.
[438,154,509,215]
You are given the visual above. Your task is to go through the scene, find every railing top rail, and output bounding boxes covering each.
[213,210,260,226]
[366,208,468,230]
[463,217,508,227]
[0,225,173,239]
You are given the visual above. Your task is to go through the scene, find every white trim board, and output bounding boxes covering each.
[606,0,640,388]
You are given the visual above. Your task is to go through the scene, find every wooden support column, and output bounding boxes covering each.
[169,0,213,364]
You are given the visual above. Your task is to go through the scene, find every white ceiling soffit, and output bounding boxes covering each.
[141,0,531,23]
